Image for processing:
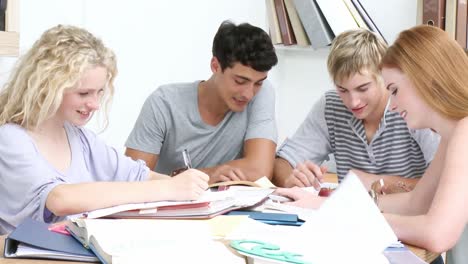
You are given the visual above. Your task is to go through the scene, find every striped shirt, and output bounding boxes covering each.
[277,90,439,181]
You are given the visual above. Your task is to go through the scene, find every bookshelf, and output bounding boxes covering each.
[268,0,467,50]
[0,0,19,56]
[274,44,315,52]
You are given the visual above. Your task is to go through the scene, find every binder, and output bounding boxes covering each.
[293,0,334,49]
[3,218,98,262]
[422,0,446,29]
[351,0,387,43]
[315,0,360,36]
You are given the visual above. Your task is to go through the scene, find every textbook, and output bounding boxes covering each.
[66,218,246,264]
[85,188,273,219]
[3,218,98,262]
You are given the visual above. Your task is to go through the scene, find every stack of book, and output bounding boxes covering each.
[268,0,468,50]
[265,0,385,49]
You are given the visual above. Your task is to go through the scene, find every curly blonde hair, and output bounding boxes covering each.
[381,25,468,120]
[0,24,117,129]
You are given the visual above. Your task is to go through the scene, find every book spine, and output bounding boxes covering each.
[315,0,360,36]
[351,0,387,43]
[293,0,334,48]
[274,0,297,45]
[456,0,467,48]
[5,0,19,32]
[284,0,311,46]
[265,0,283,44]
[422,0,446,29]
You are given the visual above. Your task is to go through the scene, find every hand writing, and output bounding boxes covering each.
[166,168,209,200]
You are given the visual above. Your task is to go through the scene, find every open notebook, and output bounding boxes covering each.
[85,188,273,219]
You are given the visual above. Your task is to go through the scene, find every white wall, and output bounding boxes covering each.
[0,0,268,149]
[0,0,417,150]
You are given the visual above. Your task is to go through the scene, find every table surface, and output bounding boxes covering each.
[0,235,439,263]
[0,174,439,263]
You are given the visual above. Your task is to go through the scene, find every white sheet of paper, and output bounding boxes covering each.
[227,171,397,264]
[298,171,397,263]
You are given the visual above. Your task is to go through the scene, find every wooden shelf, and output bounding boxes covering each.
[0,31,19,56]
[274,44,315,51]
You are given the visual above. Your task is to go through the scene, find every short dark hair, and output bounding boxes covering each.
[212,21,278,72]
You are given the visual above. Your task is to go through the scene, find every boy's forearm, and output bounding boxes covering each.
[272,158,294,187]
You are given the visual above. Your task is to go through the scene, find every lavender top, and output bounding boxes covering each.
[0,123,149,234]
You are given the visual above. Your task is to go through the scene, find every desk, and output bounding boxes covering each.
[0,235,439,263]
[0,174,439,263]
[406,244,439,263]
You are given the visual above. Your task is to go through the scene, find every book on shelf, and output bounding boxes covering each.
[422,0,446,29]
[293,0,334,48]
[0,0,6,31]
[315,0,360,36]
[417,0,424,24]
[283,0,311,46]
[456,0,467,48]
[445,0,457,39]
[5,0,18,32]
[265,0,282,44]
[351,0,387,43]
[342,0,370,30]
[274,0,297,45]
[84,188,273,219]
[3,218,98,262]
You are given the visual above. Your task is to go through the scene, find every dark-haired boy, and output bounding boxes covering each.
[125,21,278,184]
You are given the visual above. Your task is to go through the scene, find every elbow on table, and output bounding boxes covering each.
[420,229,459,254]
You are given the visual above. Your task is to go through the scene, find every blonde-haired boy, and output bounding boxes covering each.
[273,29,439,192]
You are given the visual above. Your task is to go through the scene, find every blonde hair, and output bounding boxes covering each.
[381,25,468,120]
[327,29,387,85]
[0,25,117,129]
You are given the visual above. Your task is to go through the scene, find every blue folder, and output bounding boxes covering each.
[226,210,305,226]
[3,218,98,262]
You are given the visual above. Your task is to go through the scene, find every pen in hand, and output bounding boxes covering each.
[182,149,192,169]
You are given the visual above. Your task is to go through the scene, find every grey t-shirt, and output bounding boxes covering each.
[126,80,277,175]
